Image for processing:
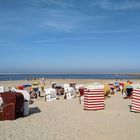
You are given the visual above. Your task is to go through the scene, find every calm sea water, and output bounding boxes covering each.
[0,73,140,81]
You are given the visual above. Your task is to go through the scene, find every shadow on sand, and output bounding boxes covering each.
[29,107,41,115]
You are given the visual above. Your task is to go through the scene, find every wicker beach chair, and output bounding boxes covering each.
[44,88,57,101]
[0,103,15,121]
[64,86,76,99]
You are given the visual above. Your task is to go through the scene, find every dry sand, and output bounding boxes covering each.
[0,79,140,140]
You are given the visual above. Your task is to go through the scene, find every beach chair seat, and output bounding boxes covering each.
[44,88,57,101]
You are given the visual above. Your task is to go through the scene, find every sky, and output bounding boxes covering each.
[0,0,140,73]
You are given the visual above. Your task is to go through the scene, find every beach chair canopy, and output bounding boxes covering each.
[11,88,30,101]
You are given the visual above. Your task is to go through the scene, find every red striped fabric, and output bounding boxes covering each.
[131,99,140,104]
[131,89,140,113]
[131,106,140,112]
[84,106,104,111]
[132,96,140,100]
[132,102,140,107]
[84,102,104,106]
[132,91,140,96]
[84,89,105,111]
[84,97,104,100]
[84,94,104,97]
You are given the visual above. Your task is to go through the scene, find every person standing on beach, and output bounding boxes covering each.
[40,78,45,92]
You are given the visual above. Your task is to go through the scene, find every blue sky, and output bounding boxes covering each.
[0,0,140,73]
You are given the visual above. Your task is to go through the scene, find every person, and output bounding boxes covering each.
[126,80,130,85]
[40,78,45,92]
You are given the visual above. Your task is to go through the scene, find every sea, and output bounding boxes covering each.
[0,73,140,81]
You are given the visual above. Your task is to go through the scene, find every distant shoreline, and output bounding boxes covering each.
[0,72,140,75]
[0,73,140,81]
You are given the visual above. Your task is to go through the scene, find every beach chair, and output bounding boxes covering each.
[44,88,57,101]
[23,84,32,93]
[0,103,15,121]
[126,86,133,98]
[131,89,140,113]
[64,87,76,99]
[17,85,24,90]
[11,88,30,116]
[108,84,115,94]
[114,82,120,91]
[30,86,41,98]
[55,84,64,96]
[0,86,4,93]
[0,92,24,119]
[84,89,105,111]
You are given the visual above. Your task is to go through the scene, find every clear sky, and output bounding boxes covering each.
[0,0,140,73]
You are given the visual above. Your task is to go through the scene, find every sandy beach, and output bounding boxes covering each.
[0,79,140,140]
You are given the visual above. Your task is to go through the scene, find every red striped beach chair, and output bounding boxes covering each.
[131,89,140,113]
[84,89,105,111]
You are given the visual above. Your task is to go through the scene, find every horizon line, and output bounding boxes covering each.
[0,72,140,75]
